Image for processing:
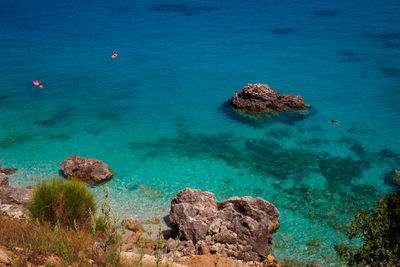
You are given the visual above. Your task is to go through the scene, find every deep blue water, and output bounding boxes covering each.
[1,0,400,265]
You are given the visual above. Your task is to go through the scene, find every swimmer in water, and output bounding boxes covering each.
[33,80,44,89]
[330,120,339,125]
[233,91,239,103]
[111,52,118,59]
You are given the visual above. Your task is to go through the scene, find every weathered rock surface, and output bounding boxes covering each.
[60,155,115,183]
[0,168,33,207]
[0,174,33,218]
[228,84,308,112]
[0,167,33,218]
[0,174,8,187]
[0,186,33,206]
[169,188,280,261]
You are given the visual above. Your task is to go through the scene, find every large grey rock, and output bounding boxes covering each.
[228,84,308,113]
[60,155,115,184]
[169,188,280,261]
[0,182,32,218]
[0,185,33,205]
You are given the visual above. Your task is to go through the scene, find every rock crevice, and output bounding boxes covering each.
[169,188,280,261]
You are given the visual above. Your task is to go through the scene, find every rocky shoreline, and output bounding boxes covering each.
[0,158,327,267]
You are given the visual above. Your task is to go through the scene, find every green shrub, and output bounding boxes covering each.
[339,184,400,265]
[28,178,96,227]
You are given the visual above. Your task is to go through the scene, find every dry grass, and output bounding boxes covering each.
[0,213,117,265]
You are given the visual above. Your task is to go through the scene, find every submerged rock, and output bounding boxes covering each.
[60,155,115,184]
[0,166,17,175]
[390,169,400,186]
[228,84,308,113]
[139,184,163,200]
[169,188,280,261]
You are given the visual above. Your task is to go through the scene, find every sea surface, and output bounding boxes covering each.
[1,0,400,265]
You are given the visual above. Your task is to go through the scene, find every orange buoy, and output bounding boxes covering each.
[111,52,118,59]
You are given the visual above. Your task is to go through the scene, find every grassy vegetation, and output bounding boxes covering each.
[0,178,127,265]
[28,178,96,227]
[0,213,95,265]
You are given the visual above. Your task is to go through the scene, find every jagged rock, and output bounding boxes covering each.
[0,174,8,187]
[60,155,115,183]
[0,173,32,218]
[0,185,33,205]
[228,84,308,113]
[169,188,280,261]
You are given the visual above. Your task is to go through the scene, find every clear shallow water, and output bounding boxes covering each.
[1,0,400,265]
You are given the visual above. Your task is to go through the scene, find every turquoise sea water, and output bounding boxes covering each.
[1,0,400,265]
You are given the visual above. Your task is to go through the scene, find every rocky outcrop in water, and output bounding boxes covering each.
[60,155,115,184]
[168,188,280,261]
[228,84,308,112]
